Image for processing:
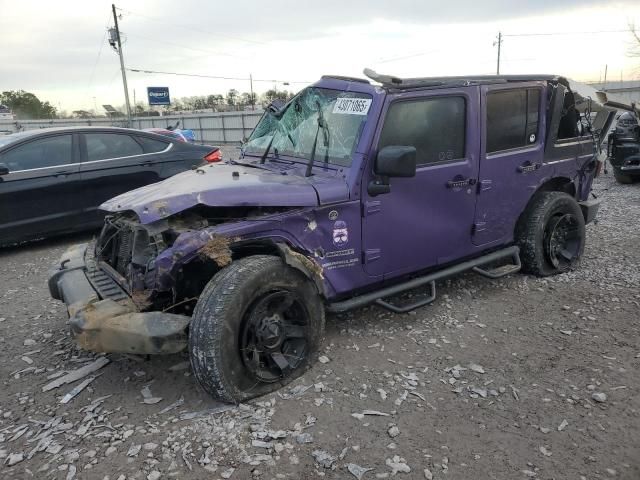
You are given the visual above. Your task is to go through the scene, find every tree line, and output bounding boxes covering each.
[1,90,57,119]
[160,88,292,112]
[0,88,295,120]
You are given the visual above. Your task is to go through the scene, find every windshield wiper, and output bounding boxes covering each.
[304,101,330,177]
[229,159,272,171]
[259,133,277,165]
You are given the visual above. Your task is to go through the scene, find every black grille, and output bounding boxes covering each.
[115,227,134,276]
[97,217,157,292]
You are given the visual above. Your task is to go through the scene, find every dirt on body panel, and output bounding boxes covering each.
[199,235,233,267]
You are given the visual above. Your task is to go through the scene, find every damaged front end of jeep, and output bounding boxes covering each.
[50,203,323,355]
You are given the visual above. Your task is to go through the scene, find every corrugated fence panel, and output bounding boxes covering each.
[0,112,264,145]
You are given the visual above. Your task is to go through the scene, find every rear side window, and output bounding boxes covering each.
[486,89,540,153]
[379,96,466,165]
[1,135,72,171]
[137,136,170,153]
[85,133,143,161]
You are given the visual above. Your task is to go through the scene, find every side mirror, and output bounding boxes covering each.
[375,146,417,177]
[368,146,417,196]
[268,99,285,113]
[0,163,9,176]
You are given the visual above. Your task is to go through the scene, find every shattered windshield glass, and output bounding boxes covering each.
[244,87,372,167]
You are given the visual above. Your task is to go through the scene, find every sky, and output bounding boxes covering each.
[1,0,639,112]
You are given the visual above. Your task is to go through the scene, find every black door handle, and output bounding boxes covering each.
[446,177,477,188]
[517,163,542,173]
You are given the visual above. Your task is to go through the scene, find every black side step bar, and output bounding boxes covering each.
[327,246,520,314]
[472,248,521,279]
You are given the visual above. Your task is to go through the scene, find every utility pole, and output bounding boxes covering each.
[110,4,132,126]
[249,74,255,111]
[603,64,608,90]
[495,31,502,75]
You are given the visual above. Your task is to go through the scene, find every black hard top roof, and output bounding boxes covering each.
[357,69,561,91]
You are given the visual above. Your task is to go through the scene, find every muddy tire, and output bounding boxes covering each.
[613,168,634,184]
[516,192,586,277]
[189,255,325,403]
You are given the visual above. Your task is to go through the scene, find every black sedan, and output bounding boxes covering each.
[0,126,221,246]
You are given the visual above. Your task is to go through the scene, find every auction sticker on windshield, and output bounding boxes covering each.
[333,97,372,115]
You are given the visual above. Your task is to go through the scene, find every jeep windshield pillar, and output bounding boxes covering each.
[49,70,620,403]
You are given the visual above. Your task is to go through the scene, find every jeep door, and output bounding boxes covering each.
[77,131,164,227]
[361,87,480,277]
[472,83,546,246]
[0,132,81,243]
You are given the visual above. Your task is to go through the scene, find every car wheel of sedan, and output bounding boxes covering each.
[613,168,634,184]
[189,255,325,403]
[516,191,586,277]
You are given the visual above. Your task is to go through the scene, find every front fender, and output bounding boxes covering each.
[152,218,335,298]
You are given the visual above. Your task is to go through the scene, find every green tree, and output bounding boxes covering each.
[72,110,92,118]
[262,89,291,104]
[193,96,208,110]
[0,90,57,119]
[226,89,239,106]
[240,92,257,107]
[206,94,224,108]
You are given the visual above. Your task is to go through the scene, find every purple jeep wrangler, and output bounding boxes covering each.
[49,70,616,403]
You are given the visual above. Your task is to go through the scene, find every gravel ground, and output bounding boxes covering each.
[0,173,638,480]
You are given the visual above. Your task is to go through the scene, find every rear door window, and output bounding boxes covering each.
[486,89,540,153]
[137,136,170,153]
[1,134,73,171]
[379,96,466,165]
[85,133,144,161]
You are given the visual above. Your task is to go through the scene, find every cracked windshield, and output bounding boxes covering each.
[243,87,372,166]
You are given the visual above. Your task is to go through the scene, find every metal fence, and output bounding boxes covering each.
[0,111,265,145]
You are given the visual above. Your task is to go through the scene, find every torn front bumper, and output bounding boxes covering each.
[48,243,190,355]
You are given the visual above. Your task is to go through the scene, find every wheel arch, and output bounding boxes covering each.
[515,176,576,235]
[177,238,327,307]
[535,176,576,198]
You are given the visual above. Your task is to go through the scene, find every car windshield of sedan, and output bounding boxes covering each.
[243,87,372,167]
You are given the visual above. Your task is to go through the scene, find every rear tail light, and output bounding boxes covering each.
[204,149,222,162]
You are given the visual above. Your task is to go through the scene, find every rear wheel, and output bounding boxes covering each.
[613,168,634,184]
[516,192,586,277]
[189,255,325,403]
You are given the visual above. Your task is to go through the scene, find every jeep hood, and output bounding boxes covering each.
[100,162,349,224]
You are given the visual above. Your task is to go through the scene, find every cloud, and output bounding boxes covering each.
[0,0,638,110]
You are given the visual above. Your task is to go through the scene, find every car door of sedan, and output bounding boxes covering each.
[77,131,165,227]
[0,133,82,244]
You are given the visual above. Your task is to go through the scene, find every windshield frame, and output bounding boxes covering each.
[242,86,373,168]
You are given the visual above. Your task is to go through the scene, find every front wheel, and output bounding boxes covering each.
[516,192,586,277]
[189,255,325,403]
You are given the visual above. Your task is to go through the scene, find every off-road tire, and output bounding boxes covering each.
[516,192,586,277]
[189,255,325,403]
[613,168,634,184]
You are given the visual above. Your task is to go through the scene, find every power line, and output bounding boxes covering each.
[504,29,629,37]
[84,12,113,109]
[127,68,313,84]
